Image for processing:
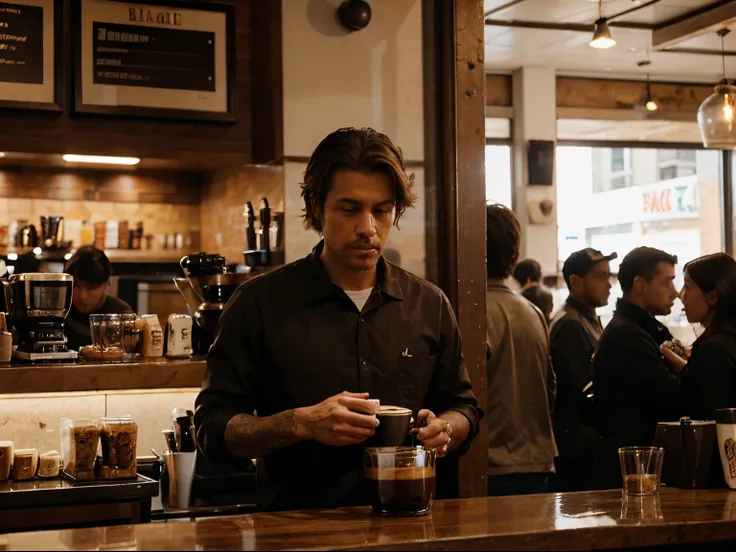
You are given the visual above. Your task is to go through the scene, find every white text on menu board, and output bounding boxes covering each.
[0,6,25,50]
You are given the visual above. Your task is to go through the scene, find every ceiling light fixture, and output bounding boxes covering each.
[590,0,616,49]
[62,154,140,165]
[697,28,736,149]
[638,61,658,111]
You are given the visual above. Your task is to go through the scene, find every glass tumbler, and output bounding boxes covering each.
[618,446,665,496]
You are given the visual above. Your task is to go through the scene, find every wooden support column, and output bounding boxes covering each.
[424,0,488,498]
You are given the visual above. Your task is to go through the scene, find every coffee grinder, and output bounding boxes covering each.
[3,273,78,362]
[174,253,255,355]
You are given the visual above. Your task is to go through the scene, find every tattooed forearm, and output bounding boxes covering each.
[224,409,308,458]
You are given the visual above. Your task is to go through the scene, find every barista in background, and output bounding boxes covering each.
[64,246,133,351]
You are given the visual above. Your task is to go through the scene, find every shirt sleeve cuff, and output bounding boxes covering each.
[444,404,480,456]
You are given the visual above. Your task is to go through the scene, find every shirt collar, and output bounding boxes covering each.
[565,295,602,330]
[486,278,510,289]
[615,298,673,344]
[302,241,404,305]
[566,295,596,318]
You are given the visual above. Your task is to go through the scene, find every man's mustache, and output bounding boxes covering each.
[349,241,379,249]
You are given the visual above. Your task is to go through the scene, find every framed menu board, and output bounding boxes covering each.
[0,0,62,111]
[73,0,236,122]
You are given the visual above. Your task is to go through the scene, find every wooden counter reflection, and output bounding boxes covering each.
[4,488,736,551]
[0,358,206,394]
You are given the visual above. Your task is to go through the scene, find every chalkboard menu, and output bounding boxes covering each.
[92,22,216,92]
[0,0,60,111]
[0,1,43,85]
[75,0,235,123]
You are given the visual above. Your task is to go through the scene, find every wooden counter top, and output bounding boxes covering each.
[0,358,206,394]
[3,488,736,550]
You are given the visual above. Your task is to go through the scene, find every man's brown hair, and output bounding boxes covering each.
[300,127,417,233]
[486,203,521,279]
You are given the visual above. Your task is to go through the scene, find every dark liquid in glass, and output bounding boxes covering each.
[365,467,435,516]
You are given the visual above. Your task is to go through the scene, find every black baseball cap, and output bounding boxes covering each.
[562,247,617,285]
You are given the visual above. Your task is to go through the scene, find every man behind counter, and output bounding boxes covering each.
[195,127,483,512]
[64,245,133,351]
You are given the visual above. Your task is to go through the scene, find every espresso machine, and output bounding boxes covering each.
[174,253,257,355]
[3,273,78,362]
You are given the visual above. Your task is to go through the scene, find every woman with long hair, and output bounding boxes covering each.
[660,252,736,420]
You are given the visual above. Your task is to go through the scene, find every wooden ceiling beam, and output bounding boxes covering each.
[653,1,736,50]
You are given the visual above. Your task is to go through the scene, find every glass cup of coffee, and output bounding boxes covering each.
[364,446,436,516]
[618,446,665,496]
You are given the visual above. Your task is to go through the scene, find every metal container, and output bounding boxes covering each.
[166,314,193,358]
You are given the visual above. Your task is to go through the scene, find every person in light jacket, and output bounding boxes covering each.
[485,204,557,496]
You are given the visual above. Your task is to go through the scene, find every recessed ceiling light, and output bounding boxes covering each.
[62,154,140,165]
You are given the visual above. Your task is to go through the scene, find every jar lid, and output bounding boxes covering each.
[657,417,715,427]
[716,408,736,424]
[101,416,134,422]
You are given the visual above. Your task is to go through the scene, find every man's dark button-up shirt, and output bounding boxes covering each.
[194,242,482,512]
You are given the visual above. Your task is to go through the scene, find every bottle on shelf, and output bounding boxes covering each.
[80,220,94,246]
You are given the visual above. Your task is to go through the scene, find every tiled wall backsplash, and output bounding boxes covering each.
[0,168,203,250]
[1,389,199,457]
[1,198,202,246]
[0,166,286,261]
[201,166,285,264]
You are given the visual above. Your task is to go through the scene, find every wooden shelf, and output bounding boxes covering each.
[0,248,190,265]
[0,358,207,395]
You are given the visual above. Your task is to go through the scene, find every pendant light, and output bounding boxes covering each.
[698,28,736,149]
[590,0,616,49]
[638,61,658,111]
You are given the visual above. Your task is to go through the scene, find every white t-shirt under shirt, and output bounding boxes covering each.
[344,288,373,311]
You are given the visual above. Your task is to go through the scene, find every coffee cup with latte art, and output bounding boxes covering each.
[364,405,413,448]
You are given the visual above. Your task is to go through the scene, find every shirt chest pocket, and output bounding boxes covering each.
[397,350,436,410]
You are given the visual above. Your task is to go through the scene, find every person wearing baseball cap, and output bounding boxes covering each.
[64,245,134,351]
[549,247,616,492]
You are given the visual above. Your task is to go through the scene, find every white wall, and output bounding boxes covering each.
[281,0,426,277]
[512,67,558,276]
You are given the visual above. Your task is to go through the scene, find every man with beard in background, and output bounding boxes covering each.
[549,248,616,492]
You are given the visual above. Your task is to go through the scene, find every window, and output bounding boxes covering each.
[592,148,631,193]
[611,148,626,172]
[658,149,697,181]
[485,144,512,208]
[609,148,632,191]
[557,145,722,329]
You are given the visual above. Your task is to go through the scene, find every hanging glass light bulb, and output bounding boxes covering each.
[698,28,736,148]
[638,60,658,111]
